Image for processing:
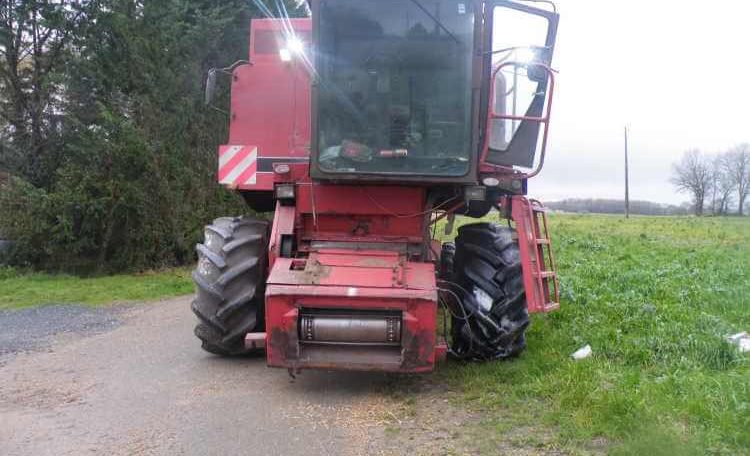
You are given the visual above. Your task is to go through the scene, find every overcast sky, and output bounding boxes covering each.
[530,0,750,204]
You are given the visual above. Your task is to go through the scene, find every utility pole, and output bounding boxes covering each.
[624,126,630,219]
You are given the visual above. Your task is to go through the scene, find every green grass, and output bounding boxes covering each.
[0,267,193,310]
[440,215,750,455]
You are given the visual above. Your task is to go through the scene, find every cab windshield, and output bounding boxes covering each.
[315,0,475,176]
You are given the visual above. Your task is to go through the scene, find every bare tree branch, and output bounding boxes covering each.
[671,150,713,216]
[722,144,750,216]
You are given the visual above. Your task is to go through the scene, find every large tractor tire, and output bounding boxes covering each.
[444,223,529,360]
[191,216,269,355]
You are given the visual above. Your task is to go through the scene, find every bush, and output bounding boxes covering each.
[0,176,53,267]
[0,1,285,274]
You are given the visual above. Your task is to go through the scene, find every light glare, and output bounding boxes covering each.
[279,48,292,62]
[287,36,305,54]
[515,47,536,64]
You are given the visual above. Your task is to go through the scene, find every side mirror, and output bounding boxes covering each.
[204,69,217,106]
[527,46,552,83]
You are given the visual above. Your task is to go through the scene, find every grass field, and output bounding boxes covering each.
[0,267,192,310]
[440,215,750,455]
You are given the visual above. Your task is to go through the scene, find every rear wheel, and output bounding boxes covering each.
[191,216,269,355]
[445,223,529,360]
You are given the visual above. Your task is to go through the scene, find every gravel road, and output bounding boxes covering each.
[0,304,125,360]
[0,296,431,456]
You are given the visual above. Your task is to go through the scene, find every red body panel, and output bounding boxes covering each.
[263,181,443,372]
[295,185,426,244]
[265,253,442,372]
[222,19,311,191]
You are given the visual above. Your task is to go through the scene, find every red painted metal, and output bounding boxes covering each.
[264,183,443,372]
[295,185,427,247]
[508,196,560,313]
[264,252,442,372]
[220,18,312,192]
[268,201,296,270]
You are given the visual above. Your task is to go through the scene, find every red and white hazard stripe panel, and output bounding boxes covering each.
[218,145,257,187]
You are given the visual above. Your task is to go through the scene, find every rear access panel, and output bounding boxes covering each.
[264,250,443,373]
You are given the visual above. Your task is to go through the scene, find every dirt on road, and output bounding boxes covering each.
[0,296,493,456]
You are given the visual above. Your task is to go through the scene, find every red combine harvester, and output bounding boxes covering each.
[194,0,560,373]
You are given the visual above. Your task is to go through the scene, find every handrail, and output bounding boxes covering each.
[480,61,556,179]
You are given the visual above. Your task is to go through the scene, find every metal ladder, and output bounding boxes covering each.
[511,197,560,313]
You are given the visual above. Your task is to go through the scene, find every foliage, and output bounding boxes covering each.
[0,1,305,273]
[440,214,750,455]
[0,1,90,186]
[0,175,51,265]
[0,266,192,310]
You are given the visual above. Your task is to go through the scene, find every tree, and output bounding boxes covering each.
[671,150,713,216]
[0,0,308,273]
[0,1,91,187]
[713,154,734,215]
[723,144,750,216]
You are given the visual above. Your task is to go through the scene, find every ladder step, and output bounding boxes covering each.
[518,198,560,313]
[535,271,556,279]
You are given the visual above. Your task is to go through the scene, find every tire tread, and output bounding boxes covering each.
[191,215,269,356]
[445,223,529,360]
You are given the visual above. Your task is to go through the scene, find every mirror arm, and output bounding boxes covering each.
[204,60,252,107]
[217,60,252,74]
[484,45,552,57]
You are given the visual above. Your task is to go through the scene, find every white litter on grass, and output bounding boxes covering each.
[571,344,592,360]
[726,332,750,353]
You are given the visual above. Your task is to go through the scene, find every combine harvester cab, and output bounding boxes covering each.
[195,0,560,374]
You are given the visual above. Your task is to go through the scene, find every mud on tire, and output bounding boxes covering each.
[191,216,269,355]
[442,223,529,360]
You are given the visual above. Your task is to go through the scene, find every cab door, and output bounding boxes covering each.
[484,1,559,169]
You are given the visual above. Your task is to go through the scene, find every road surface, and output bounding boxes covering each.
[0,297,425,456]
[0,296,570,455]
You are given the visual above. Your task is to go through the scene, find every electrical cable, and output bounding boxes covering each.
[437,280,487,360]
[363,189,459,219]
[437,279,477,319]
[437,287,470,320]
[437,292,473,359]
